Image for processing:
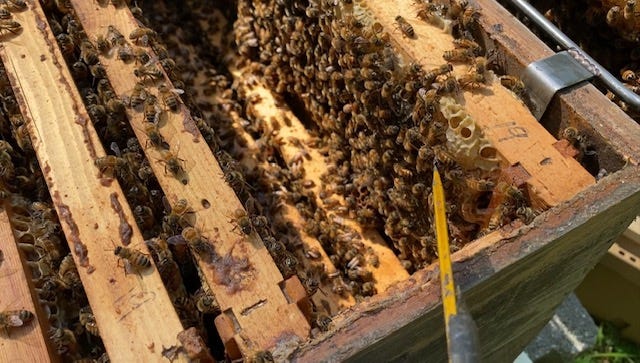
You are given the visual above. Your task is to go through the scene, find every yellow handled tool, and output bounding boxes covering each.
[433,167,479,363]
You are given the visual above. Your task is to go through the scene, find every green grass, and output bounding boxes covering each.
[574,322,640,363]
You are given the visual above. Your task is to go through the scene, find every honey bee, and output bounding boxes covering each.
[562,126,593,159]
[133,205,154,231]
[461,5,480,29]
[56,33,75,58]
[158,83,184,112]
[443,48,475,62]
[80,40,99,65]
[435,74,459,94]
[621,69,637,82]
[516,206,536,224]
[163,198,195,232]
[134,63,163,83]
[474,56,488,75]
[95,35,111,54]
[143,94,161,123]
[114,245,152,274]
[465,177,495,191]
[57,254,82,290]
[117,42,134,63]
[106,25,125,46]
[94,155,127,177]
[129,81,148,108]
[129,26,156,46]
[624,0,636,20]
[458,71,485,88]
[78,306,99,336]
[194,289,220,314]
[158,149,187,184]
[141,121,166,149]
[0,20,21,36]
[133,47,150,64]
[500,75,526,97]
[168,226,215,259]
[607,6,623,27]
[314,314,332,332]
[49,327,77,355]
[0,309,33,335]
[395,15,415,38]
[90,63,107,79]
[4,0,27,11]
[231,208,252,235]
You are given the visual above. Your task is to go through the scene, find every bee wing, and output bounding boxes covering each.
[171,88,185,95]
[166,234,187,246]
[110,142,122,157]
[144,56,159,67]
[7,315,24,327]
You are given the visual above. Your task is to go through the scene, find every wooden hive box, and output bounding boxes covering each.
[0,0,639,362]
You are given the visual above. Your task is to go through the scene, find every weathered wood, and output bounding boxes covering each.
[231,71,410,294]
[363,0,595,207]
[290,165,640,362]
[474,0,640,168]
[0,209,57,363]
[0,3,188,362]
[70,1,310,357]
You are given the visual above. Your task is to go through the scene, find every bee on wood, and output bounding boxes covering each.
[0,309,33,335]
[500,75,526,97]
[425,63,453,82]
[0,9,11,20]
[117,42,134,63]
[158,149,187,185]
[129,81,148,108]
[163,198,195,233]
[141,121,166,149]
[133,205,154,231]
[106,25,125,46]
[78,306,99,336]
[461,5,480,29]
[230,208,252,235]
[443,48,475,62]
[134,62,163,83]
[395,15,415,38]
[129,26,156,46]
[435,74,460,94]
[133,47,150,64]
[56,33,75,58]
[314,314,332,332]
[0,20,21,36]
[94,155,127,177]
[474,56,488,75]
[459,71,485,89]
[516,206,536,224]
[168,226,215,259]
[562,126,594,159]
[89,63,107,79]
[158,83,184,112]
[114,245,152,274]
[143,94,161,124]
[95,35,111,55]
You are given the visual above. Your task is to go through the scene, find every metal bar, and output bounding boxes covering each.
[507,0,640,111]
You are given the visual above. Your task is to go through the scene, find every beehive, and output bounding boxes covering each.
[0,0,639,362]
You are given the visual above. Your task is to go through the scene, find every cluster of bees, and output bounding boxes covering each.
[0,0,599,360]
[232,0,540,272]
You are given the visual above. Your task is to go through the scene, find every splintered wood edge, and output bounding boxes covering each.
[70,0,310,355]
[0,209,56,363]
[362,0,595,206]
[0,4,188,362]
[234,70,410,292]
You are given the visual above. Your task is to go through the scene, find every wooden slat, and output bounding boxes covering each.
[0,209,56,362]
[474,0,640,167]
[364,0,595,207]
[0,4,188,362]
[69,1,310,357]
[228,107,357,315]
[232,73,410,293]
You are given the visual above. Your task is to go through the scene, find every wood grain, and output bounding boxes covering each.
[69,0,310,356]
[0,209,56,363]
[0,3,188,362]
